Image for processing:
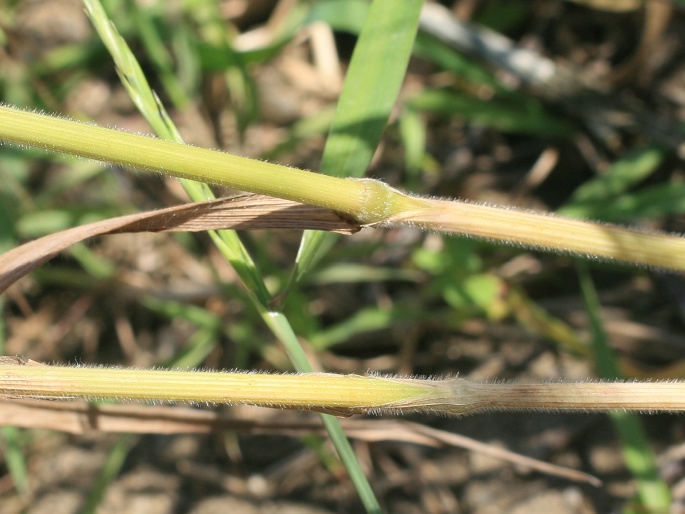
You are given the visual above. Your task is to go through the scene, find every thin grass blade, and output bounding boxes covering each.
[577,263,671,511]
[82,434,136,514]
[83,0,269,301]
[292,0,424,283]
[82,2,381,510]
[124,0,191,108]
[258,308,382,513]
[0,423,29,497]
[560,147,665,219]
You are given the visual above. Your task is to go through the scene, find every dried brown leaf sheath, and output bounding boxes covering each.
[0,194,359,293]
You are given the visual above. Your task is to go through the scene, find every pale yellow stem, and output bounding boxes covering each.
[1,363,685,417]
[448,380,685,415]
[387,196,685,272]
[0,364,440,415]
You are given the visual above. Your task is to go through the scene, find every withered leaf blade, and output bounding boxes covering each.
[0,399,599,486]
[0,194,360,294]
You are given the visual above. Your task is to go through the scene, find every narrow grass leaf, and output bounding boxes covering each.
[560,146,664,219]
[577,263,671,511]
[263,106,336,161]
[507,287,591,357]
[142,297,222,331]
[84,0,180,142]
[310,306,418,351]
[256,308,381,514]
[319,414,381,514]
[0,426,29,497]
[124,0,190,108]
[68,243,116,279]
[80,4,384,509]
[306,0,369,34]
[310,263,422,285]
[293,0,424,283]
[188,0,264,132]
[413,32,504,92]
[85,0,268,303]
[399,107,427,181]
[164,328,217,369]
[564,181,685,223]
[82,434,136,514]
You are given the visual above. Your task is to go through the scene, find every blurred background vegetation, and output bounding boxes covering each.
[2,0,685,513]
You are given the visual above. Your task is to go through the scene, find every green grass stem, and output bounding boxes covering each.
[0,104,390,222]
[3,104,685,273]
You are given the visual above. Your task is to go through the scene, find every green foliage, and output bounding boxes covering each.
[560,147,666,220]
[407,88,572,136]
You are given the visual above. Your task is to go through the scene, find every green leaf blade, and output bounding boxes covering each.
[293,0,424,282]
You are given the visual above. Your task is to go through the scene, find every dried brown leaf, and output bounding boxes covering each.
[0,194,359,293]
[0,399,600,486]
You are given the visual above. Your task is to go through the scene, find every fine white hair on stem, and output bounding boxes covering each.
[1,363,685,417]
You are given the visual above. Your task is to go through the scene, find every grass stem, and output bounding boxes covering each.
[1,362,684,417]
[3,104,685,272]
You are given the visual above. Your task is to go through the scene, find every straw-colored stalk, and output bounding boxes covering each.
[1,104,685,272]
[1,361,684,416]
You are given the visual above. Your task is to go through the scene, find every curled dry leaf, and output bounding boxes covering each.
[0,194,360,294]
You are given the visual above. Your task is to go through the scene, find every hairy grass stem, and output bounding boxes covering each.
[1,361,684,417]
[2,104,685,272]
